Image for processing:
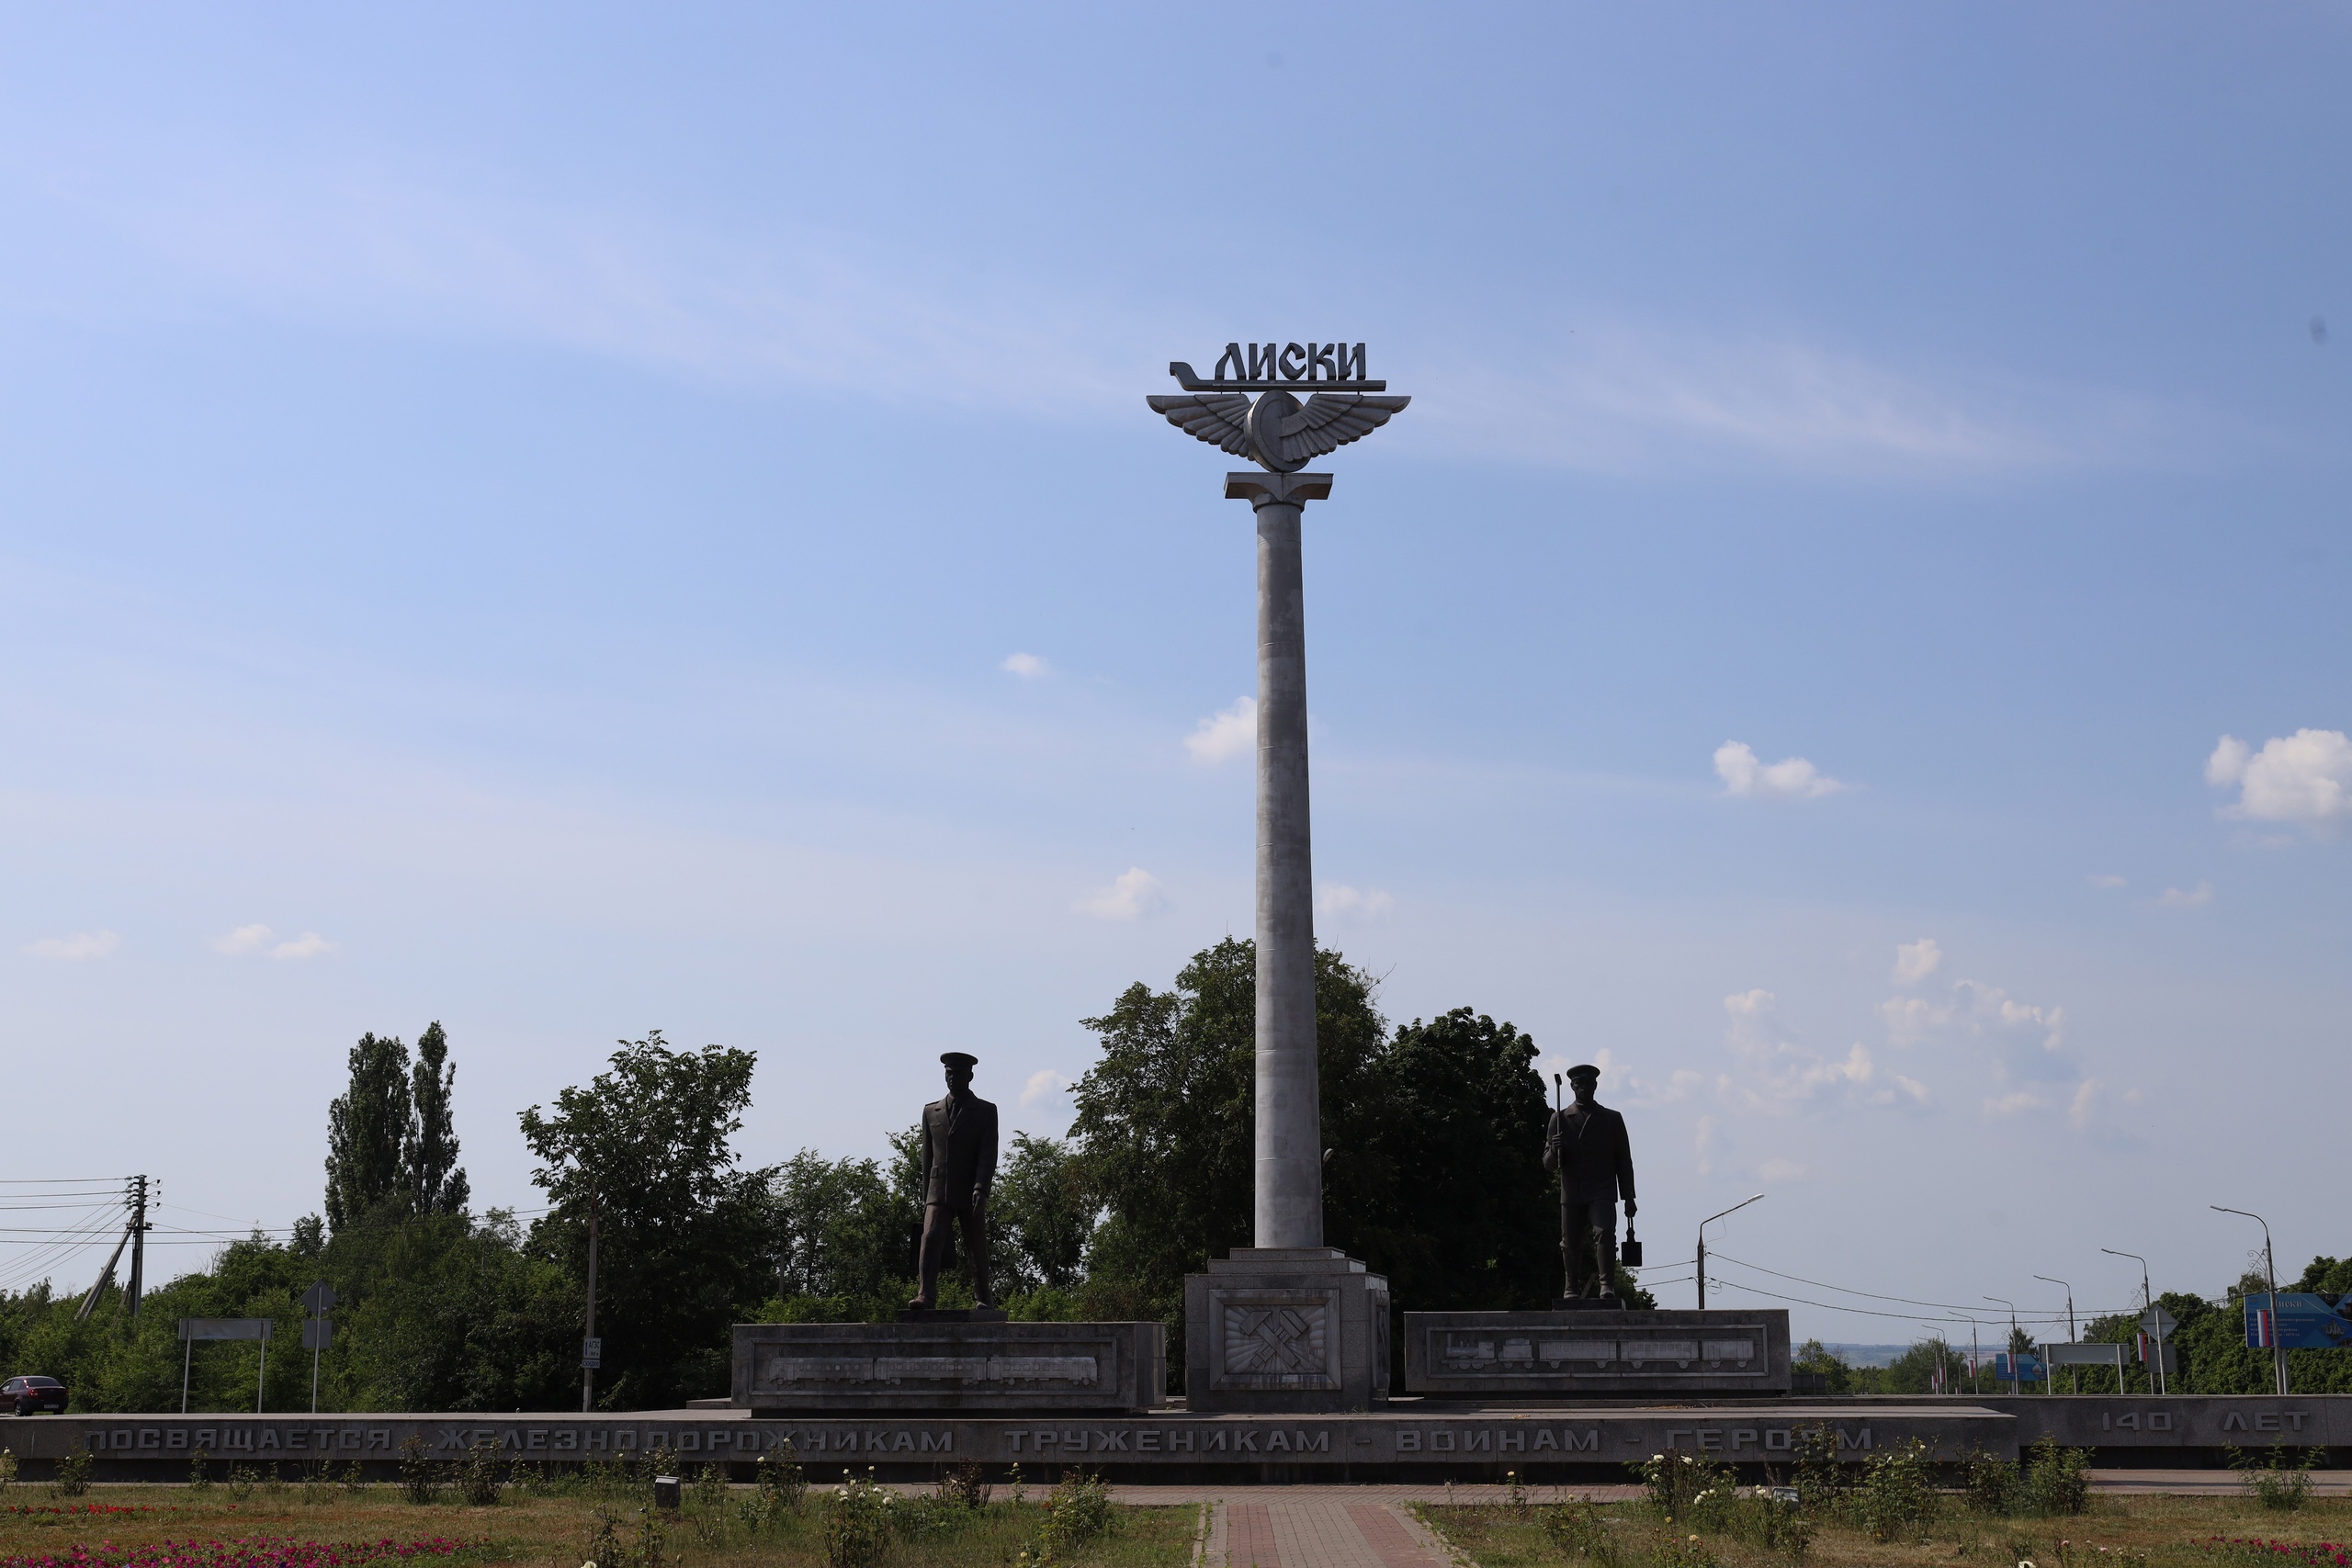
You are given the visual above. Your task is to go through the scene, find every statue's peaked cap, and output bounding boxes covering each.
[940,1052,978,1068]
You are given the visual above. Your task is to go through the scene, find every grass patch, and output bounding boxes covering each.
[1415,1491,2352,1568]
[0,1484,1194,1568]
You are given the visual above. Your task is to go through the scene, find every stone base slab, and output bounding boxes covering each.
[732,1320,1164,1413]
[18,1401,2017,1483]
[1185,1248,1391,1414]
[1404,1308,1792,1396]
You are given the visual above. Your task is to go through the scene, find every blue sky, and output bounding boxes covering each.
[2,5,2345,1341]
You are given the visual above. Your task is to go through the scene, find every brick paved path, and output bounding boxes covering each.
[1204,1498,1454,1568]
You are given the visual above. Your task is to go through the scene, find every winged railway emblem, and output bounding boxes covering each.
[1146,343,1408,473]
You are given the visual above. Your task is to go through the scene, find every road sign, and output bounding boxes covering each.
[2141,1305,2177,1340]
[301,1281,339,1314]
[179,1317,274,1341]
[582,1337,603,1370]
[302,1318,333,1350]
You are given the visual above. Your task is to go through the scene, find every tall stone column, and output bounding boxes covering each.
[1232,469,1329,1250]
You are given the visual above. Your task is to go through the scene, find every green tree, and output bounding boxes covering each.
[520,1030,777,1407]
[1329,1007,1558,1317]
[990,1133,1095,1297]
[769,1146,919,1320]
[325,1033,413,1233]
[406,1021,469,1216]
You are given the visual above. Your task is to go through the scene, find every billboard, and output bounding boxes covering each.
[2244,1292,2352,1350]
[1989,1352,2045,1382]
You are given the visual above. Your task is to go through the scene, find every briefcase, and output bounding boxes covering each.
[1620,1227,1644,1269]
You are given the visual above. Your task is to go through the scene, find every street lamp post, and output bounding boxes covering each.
[1696,1194,1765,1311]
[1986,1296,2020,1394]
[2213,1205,2289,1397]
[2101,1247,2159,1394]
[2035,1274,2077,1393]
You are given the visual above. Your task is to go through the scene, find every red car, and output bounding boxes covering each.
[4,1376,66,1416]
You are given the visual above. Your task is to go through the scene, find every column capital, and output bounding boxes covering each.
[1224,471,1333,508]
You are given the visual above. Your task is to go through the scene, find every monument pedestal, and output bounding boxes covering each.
[1402,1307,1791,1397]
[732,1320,1164,1414]
[1184,1248,1390,1413]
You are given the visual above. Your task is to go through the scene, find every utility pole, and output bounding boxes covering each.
[126,1175,149,1318]
[1695,1194,1765,1312]
[2034,1274,2076,1393]
[2101,1248,2158,1394]
[2213,1205,2288,1397]
[581,1185,601,1414]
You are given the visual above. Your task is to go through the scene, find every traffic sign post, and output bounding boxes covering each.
[2142,1304,2177,1395]
[582,1337,603,1371]
[301,1281,338,1414]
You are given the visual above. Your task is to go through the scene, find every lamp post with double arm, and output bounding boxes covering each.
[2213,1205,2288,1397]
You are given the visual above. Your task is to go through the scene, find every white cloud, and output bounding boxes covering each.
[1758,1158,1808,1182]
[2208,730,2352,826]
[1317,884,1394,921]
[1020,1069,1069,1110]
[1984,1090,2047,1116]
[1001,652,1048,678]
[1893,938,1942,986]
[2069,1079,2102,1130]
[2156,882,2214,909]
[1184,698,1256,764]
[213,924,334,959]
[213,924,276,955]
[1717,989,1917,1111]
[269,932,334,960]
[1075,867,1165,921]
[1713,740,1846,799]
[2086,873,2127,889]
[26,931,119,961]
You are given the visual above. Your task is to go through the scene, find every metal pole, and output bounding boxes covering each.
[2213,1205,2287,1397]
[1986,1297,2018,1393]
[1236,470,1325,1250]
[126,1175,147,1319]
[2101,1248,2155,1394]
[256,1337,266,1414]
[182,1336,192,1415]
[582,1186,601,1413]
[1696,1195,1764,1314]
[2035,1276,2076,1393]
[311,1322,320,1415]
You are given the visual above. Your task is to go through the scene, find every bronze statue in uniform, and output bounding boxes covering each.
[907,1051,999,1311]
[1543,1063,1636,1301]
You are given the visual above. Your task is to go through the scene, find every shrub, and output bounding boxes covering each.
[1852,1438,1937,1543]
[263,1462,288,1498]
[1727,1495,1814,1561]
[1634,1449,1735,1522]
[756,1445,808,1516]
[2233,1442,2318,1513]
[399,1435,445,1505]
[1788,1427,1846,1512]
[937,1461,992,1511]
[825,1470,896,1568]
[1653,1530,1719,1568]
[188,1449,211,1494]
[1036,1470,1116,1562]
[51,1448,93,1499]
[227,1464,259,1503]
[692,1462,729,1514]
[1539,1499,1619,1565]
[457,1441,503,1506]
[1963,1449,2020,1515]
[590,1503,672,1568]
[2023,1437,2090,1517]
[0,1447,17,1490]
[340,1460,368,1495]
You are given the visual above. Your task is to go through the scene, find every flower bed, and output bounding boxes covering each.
[1,1538,469,1568]
[1,1510,159,1521]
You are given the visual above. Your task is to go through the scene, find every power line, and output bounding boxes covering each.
[1708,1250,2139,1320]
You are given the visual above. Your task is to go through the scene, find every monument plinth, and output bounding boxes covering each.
[732,1319,1165,1415]
[1401,1306,1792,1397]
[1184,1247,1391,1414]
